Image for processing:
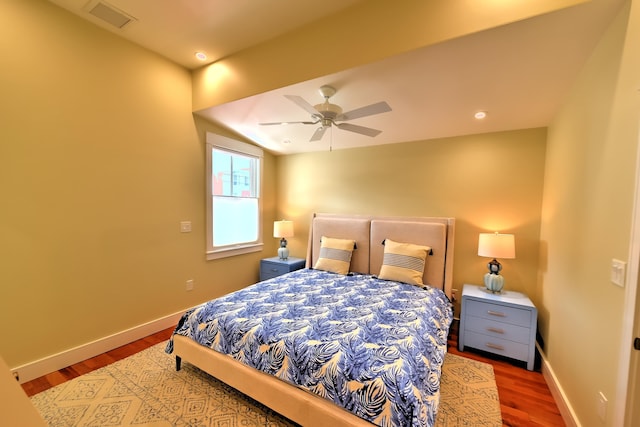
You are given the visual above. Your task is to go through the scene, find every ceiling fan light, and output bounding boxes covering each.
[321,118,333,127]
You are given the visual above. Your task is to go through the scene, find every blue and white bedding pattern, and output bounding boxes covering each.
[167,269,453,427]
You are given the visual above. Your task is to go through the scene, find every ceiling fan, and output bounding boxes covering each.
[259,85,392,142]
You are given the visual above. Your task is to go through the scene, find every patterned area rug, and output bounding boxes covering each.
[437,354,502,427]
[31,343,501,426]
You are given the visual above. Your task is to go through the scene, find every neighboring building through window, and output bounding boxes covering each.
[206,133,263,260]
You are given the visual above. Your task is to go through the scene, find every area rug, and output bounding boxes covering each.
[31,343,501,426]
[436,354,502,427]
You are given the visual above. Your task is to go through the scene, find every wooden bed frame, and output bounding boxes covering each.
[173,213,455,426]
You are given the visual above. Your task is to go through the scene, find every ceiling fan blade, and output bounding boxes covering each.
[336,101,391,121]
[310,126,329,142]
[259,120,319,126]
[285,95,320,117]
[336,122,382,137]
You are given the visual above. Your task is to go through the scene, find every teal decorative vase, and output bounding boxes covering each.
[484,273,504,293]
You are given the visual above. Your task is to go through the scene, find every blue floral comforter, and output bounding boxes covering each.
[167,269,453,427]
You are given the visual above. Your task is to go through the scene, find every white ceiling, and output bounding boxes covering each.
[49,0,624,155]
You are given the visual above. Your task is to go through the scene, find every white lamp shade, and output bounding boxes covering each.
[478,233,515,259]
[273,220,294,238]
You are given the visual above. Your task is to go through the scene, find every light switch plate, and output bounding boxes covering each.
[611,259,626,287]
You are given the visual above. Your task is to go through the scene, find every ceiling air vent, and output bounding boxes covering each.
[88,1,136,29]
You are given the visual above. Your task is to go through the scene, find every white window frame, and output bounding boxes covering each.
[206,133,263,260]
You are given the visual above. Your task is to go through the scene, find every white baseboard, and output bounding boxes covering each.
[537,343,580,427]
[11,311,184,384]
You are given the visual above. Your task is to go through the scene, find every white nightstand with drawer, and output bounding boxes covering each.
[458,283,538,370]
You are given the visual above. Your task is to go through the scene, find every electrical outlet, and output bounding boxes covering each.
[180,221,192,233]
[452,288,459,302]
[597,391,607,421]
[186,279,194,291]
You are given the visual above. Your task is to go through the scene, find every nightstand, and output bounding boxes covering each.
[260,256,306,281]
[458,283,538,370]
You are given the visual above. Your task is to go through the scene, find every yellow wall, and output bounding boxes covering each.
[540,1,640,425]
[276,129,547,314]
[0,0,277,367]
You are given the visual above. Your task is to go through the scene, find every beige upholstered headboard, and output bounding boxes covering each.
[306,213,455,298]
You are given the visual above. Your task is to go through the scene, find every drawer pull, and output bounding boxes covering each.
[487,310,506,317]
[486,327,505,334]
[485,343,505,351]
[270,268,279,272]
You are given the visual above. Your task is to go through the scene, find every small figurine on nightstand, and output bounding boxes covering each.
[477,232,516,293]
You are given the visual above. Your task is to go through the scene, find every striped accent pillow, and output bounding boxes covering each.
[378,239,431,286]
[314,236,355,275]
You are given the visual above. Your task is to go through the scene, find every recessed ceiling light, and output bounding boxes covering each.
[195,52,207,61]
[474,111,487,119]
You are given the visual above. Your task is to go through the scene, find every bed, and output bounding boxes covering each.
[167,213,455,427]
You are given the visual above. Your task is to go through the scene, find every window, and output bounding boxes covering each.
[206,133,263,260]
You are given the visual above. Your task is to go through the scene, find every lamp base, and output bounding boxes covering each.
[278,246,289,260]
[484,273,504,293]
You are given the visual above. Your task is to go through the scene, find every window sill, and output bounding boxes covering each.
[206,243,263,260]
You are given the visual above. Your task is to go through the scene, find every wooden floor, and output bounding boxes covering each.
[447,321,565,426]
[22,323,565,427]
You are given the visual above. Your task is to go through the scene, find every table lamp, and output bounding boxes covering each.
[274,220,294,260]
[478,232,516,293]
